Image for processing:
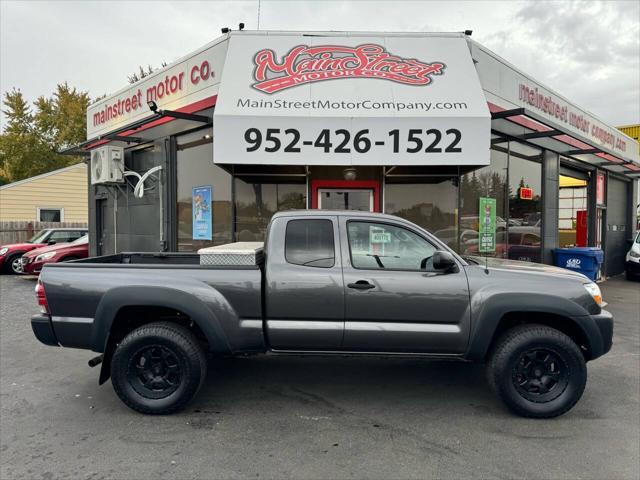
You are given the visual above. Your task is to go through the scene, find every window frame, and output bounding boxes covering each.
[37,207,64,222]
[284,218,336,269]
[48,230,84,243]
[345,219,440,272]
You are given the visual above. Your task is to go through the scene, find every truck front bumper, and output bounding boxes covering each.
[31,314,59,347]
[590,309,613,359]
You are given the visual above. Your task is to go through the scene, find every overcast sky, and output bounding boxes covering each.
[1,0,638,130]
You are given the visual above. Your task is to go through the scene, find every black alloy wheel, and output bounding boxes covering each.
[127,345,183,400]
[512,347,569,402]
[111,322,207,414]
[487,324,587,418]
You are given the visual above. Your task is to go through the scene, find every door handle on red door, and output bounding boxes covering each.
[347,280,375,290]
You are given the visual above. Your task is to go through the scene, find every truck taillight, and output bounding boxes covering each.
[35,280,50,314]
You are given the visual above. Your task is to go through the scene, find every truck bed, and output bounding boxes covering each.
[40,253,264,353]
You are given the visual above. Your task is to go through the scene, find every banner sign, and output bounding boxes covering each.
[596,172,606,206]
[192,186,212,240]
[479,197,497,253]
[214,34,490,166]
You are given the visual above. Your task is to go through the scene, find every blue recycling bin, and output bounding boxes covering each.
[553,247,604,281]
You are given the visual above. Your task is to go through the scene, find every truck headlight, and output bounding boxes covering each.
[630,250,640,258]
[0,247,8,256]
[35,251,57,262]
[583,282,603,307]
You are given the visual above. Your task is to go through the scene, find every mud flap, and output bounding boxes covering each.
[98,338,117,385]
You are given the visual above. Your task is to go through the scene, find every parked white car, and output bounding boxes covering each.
[626,231,640,280]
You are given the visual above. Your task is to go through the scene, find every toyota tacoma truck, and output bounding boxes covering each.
[31,210,613,418]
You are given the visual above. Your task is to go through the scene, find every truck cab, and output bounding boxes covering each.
[264,211,469,353]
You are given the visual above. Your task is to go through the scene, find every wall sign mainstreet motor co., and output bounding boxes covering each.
[86,40,227,138]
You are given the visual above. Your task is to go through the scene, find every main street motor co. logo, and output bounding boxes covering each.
[251,44,446,94]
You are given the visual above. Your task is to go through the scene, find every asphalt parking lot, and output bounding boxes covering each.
[1,274,638,479]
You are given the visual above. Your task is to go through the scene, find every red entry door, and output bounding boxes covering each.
[576,210,588,247]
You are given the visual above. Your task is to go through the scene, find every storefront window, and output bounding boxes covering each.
[459,147,508,257]
[176,128,232,251]
[507,143,543,263]
[384,178,458,248]
[234,178,306,241]
[558,172,588,247]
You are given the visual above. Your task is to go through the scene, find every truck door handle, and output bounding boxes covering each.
[348,280,375,290]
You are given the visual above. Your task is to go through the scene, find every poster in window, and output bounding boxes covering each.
[479,197,496,253]
[596,172,605,206]
[192,186,212,240]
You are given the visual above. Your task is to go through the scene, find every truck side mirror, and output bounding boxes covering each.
[48,240,57,245]
[432,250,457,272]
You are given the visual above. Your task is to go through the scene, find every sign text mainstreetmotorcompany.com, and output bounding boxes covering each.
[236,98,469,112]
[251,44,446,93]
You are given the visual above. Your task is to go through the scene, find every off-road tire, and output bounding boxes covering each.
[111,322,207,414]
[487,324,587,418]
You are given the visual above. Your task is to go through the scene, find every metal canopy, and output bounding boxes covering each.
[103,134,145,144]
[565,148,602,155]
[60,108,213,155]
[490,107,639,176]
[518,129,564,140]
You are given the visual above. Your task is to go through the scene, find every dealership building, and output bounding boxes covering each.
[75,31,639,277]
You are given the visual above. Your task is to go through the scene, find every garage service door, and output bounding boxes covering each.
[604,177,630,277]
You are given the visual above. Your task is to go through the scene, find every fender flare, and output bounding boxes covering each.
[91,285,232,354]
[465,292,603,361]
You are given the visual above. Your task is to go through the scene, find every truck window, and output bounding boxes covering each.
[285,219,335,268]
[347,221,436,271]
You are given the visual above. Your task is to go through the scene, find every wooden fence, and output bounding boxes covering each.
[0,221,88,245]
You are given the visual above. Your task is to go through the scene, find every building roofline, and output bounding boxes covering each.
[0,163,86,191]
[88,30,467,112]
[228,30,467,37]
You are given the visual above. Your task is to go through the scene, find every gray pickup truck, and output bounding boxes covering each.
[31,210,613,418]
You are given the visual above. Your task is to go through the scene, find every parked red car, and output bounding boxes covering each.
[0,228,87,274]
[19,235,89,275]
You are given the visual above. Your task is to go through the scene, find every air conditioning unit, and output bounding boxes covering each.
[90,146,124,185]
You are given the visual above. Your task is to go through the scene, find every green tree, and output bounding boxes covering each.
[0,84,90,183]
[128,62,167,84]
[34,82,89,150]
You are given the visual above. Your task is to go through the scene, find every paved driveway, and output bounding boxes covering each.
[1,274,638,479]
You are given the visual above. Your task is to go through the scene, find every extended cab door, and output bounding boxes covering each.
[265,215,344,350]
[339,217,470,353]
